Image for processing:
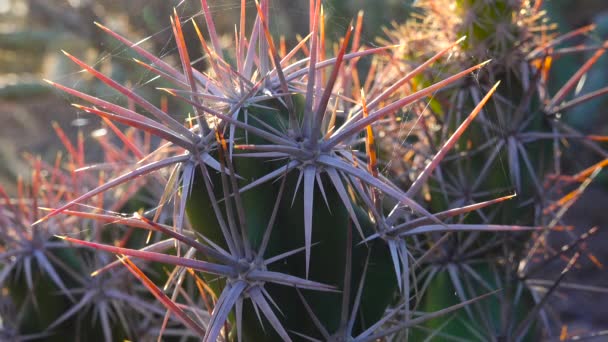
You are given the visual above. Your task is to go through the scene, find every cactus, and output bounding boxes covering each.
[380,0,608,340]
[1,0,606,341]
[0,121,184,341]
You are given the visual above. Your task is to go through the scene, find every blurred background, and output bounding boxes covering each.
[1,0,608,333]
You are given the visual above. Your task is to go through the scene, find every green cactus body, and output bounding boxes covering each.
[7,245,139,341]
[388,1,563,340]
[455,0,522,58]
[9,269,71,338]
[8,246,113,341]
[413,262,538,341]
[186,95,396,340]
[275,174,396,339]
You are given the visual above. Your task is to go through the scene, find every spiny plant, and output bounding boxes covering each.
[38,0,518,340]
[1,0,605,341]
[0,119,189,341]
[379,0,608,340]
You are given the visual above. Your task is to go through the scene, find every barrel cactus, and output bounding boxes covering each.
[1,0,605,341]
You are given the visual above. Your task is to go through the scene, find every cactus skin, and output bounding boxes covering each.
[3,238,140,341]
[8,257,73,339]
[412,263,538,341]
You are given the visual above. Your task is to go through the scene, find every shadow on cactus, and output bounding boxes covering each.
[1,0,605,341]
